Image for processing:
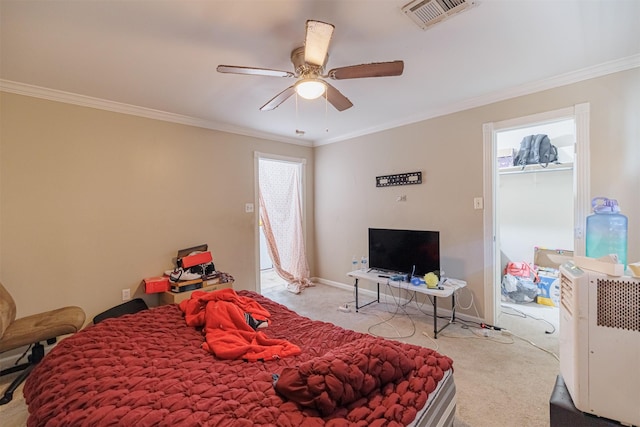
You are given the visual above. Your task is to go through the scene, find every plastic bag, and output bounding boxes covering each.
[501,274,538,303]
[505,261,539,282]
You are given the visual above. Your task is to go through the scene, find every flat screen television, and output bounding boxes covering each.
[368,228,440,277]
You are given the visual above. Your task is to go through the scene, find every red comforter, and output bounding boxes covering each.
[24,291,453,426]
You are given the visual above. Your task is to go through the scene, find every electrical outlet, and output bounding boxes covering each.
[245,203,254,213]
[473,197,483,210]
[121,288,131,301]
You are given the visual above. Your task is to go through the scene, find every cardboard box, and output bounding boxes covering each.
[179,251,213,268]
[159,281,233,305]
[202,277,220,287]
[536,270,560,307]
[143,276,170,294]
[534,247,574,269]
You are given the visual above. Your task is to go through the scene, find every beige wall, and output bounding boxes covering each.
[0,92,315,320]
[314,67,640,319]
[1,68,638,323]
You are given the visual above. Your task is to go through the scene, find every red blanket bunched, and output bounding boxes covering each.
[179,288,301,361]
[275,337,438,417]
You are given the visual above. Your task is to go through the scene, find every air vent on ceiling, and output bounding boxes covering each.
[402,0,475,30]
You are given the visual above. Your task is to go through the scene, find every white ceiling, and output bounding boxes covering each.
[1,0,639,146]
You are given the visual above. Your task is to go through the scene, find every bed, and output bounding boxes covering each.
[24,290,455,426]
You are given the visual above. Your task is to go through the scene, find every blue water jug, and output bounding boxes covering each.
[585,197,628,267]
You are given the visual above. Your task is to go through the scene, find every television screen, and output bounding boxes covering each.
[368,228,440,277]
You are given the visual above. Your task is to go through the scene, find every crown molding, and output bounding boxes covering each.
[314,54,640,146]
[2,53,638,148]
[0,80,312,147]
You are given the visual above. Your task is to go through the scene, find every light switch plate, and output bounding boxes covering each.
[474,197,483,210]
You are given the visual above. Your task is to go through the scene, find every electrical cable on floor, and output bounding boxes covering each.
[444,312,557,359]
[469,326,514,343]
[352,281,425,341]
[412,288,461,329]
[438,324,515,344]
[365,289,417,340]
[500,304,557,334]
[345,278,458,351]
[455,302,558,360]
[420,331,440,352]
[447,316,483,329]
[367,314,416,340]
[454,287,482,320]
[390,285,465,339]
[502,328,559,361]
[394,285,439,319]
[407,282,481,329]
[343,278,557,359]
[366,295,556,358]
[413,296,439,319]
[385,284,442,350]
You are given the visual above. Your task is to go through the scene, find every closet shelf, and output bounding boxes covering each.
[499,162,573,175]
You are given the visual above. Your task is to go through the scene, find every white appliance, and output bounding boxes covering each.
[559,262,640,426]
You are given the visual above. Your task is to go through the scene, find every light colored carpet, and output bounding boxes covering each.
[263,282,559,427]
[0,372,27,427]
[0,282,559,427]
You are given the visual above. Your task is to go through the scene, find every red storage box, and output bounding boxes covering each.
[179,251,213,268]
[143,276,170,293]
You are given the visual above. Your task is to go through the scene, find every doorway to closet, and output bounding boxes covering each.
[496,120,575,328]
[482,104,591,325]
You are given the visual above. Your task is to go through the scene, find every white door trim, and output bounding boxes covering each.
[482,103,590,324]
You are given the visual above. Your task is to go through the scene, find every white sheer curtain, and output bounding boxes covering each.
[259,159,312,294]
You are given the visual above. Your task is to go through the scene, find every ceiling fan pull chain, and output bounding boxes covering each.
[325,92,329,133]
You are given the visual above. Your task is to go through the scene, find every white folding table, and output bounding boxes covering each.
[347,270,467,338]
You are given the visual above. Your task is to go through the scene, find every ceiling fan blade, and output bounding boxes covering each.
[324,82,353,112]
[217,65,294,78]
[304,20,334,67]
[260,86,296,111]
[327,60,404,80]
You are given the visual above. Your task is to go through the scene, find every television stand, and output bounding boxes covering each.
[347,270,467,338]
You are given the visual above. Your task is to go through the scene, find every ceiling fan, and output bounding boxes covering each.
[217,20,404,112]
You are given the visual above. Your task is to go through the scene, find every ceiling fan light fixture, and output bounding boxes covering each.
[218,20,399,112]
[295,79,326,100]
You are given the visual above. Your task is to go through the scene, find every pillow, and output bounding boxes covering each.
[274,338,416,416]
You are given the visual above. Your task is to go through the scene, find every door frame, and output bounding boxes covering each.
[482,103,590,324]
[253,152,307,293]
